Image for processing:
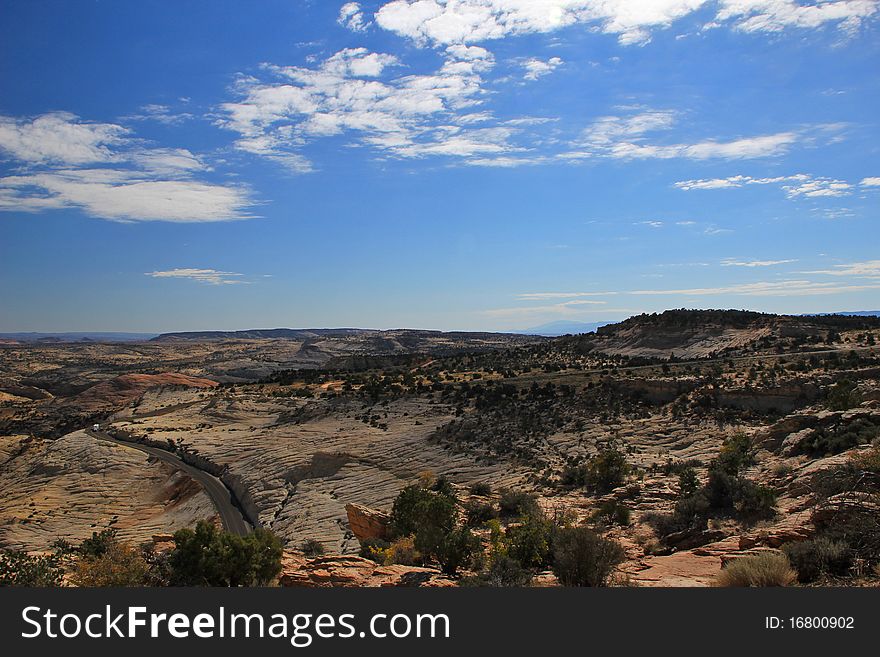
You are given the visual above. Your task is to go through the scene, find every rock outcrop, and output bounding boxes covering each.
[279,553,454,587]
[345,503,390,542]
[0,431,218,551]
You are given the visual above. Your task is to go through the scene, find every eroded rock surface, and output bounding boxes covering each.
[0,431,218,551]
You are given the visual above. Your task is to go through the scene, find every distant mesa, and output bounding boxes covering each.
[514,320,613,337]
[149,328,535,342]
[150,328,368,342]
[0,332,157,343]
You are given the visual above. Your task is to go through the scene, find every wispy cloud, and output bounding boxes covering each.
[125,104,195,126]
[800,260,880,278]
[721,258,797,267]
[631,279,880,296]
[675,173,858,197]
[0,113,255,222]
[516,292,614,301]
[146,268,247,285]
[218,46,520,169]
[522,57,563,81]
[559,109,816,162]
[0,112,126,165]
[338,2,370,32]
[483,299,615,320]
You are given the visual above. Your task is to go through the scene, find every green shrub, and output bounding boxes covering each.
[733,479,777,520]
[591,499,631,526]
[389,485,457,560]
[503,512,553,569]
[678,467,700,498]
[706,453,776,521]
[168,521,282,587]
[714,433,755,477]
[300,539,325,557]
[390,485,455,535]
[584,447,630,494]
[783,538,852,583]
[469,482,492,496]
[460,557,533,587]
[716,552,797,587]
[358,537,390,563]
[79,528,120,558]
[437,528,481,575]
[0,550,64,587]
[551,526,625,587]
[431,475,456,497]
[464,499,498,527]
[826,380,859,411]
[819,510,880,567]
[798,418,879,457]
[559,464,588,488]
[498,489,540,518]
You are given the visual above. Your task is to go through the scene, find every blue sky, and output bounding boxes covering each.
[1,0,878,332]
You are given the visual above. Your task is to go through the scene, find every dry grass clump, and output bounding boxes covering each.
[716,552,797,587]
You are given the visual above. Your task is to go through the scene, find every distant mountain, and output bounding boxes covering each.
[805,311,880,317]
[150,327,540,343]
[151,328,369,342]
[0,332,157,343]
[514,320,613,337]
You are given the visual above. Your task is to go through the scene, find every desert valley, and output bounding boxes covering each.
[2,309,879,587]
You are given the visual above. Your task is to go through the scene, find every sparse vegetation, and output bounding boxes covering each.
[70,541,150,587]
[168,521,283,587]
[716,552,797,587]
[783,538,852,583]
[5,310,880,588]
[300,539,325,557]
[551,526,625,587]
[0,550,64,587]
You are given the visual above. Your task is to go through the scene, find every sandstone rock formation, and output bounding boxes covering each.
[345,503,390,542]
[0,431,218,551]
[279,553,454,587]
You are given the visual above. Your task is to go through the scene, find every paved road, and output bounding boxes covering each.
[85,428,251,536]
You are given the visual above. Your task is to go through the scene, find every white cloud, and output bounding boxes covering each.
[632,279,880,296]
[146,268,246,285]
[0,113,255,222]
[500,260,880,315]
[785,177,852,197]
[676,173,860,197]
[717,0,878,35]
[516,292,613,300]
[125,104,195,125]
[483,299,613,319]
[564,109,804,161]
[0,112,126,165]
[375,0,712,46]
[338,2,370,32]
[0,170,254,223]
[522,56,563,81]
[721,258,797,267]
[861,176,880,186]
[218,46,525,167]
[373,0,875,48]
[801,260,880,278]
[464,155,548,167]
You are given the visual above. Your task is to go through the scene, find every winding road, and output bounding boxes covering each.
[85,427,251,536]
